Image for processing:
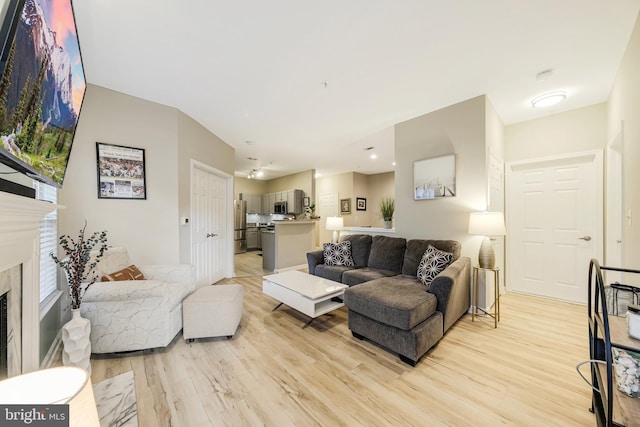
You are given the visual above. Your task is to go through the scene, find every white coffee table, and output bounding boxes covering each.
[263,270,348,322]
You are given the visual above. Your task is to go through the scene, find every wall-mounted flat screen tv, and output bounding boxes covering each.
[0,0,85,188]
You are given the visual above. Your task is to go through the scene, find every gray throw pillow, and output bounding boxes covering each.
[323,241,355,267]
[417,245,453,287]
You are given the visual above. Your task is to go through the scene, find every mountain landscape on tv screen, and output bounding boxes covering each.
[0,0,85,185]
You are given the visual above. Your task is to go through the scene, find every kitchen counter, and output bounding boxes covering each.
[262,221,314,272]
[342,226,395,235]
[272,220,315,224]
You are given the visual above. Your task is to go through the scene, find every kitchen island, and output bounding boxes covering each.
[262,220,315,272]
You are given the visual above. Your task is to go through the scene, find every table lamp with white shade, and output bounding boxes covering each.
[468,212,506,269]
[0,366,100,427]
[326,216,344,243]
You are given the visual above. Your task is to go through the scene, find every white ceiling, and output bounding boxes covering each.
[73,1,640,180]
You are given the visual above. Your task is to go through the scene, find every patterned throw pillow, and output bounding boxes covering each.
[102,265,145,282]
[323,241,355,267]
[417,245,453,287]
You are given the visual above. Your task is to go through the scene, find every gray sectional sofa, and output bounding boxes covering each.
[306,234,470,366]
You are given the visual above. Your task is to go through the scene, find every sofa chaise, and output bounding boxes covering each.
[80,247,196,353]
[307,234,470,365]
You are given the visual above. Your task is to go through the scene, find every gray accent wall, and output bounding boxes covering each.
[394,95,501,262]
[59,84,235,266]
[59,84,181,265]
[177,110,235,264]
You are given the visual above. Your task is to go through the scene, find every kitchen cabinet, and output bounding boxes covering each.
[248,189,305,214]
[246,227,259,249]
[268,193,276,212]
[286,189,303,213]
[240,193,262,214]
[260,193,276,214]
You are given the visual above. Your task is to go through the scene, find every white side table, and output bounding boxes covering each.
[472,266,500,328]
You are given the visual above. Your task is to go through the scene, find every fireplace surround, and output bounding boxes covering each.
[0,191,57,375]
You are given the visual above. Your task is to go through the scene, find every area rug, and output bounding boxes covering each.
[93,370,138,427]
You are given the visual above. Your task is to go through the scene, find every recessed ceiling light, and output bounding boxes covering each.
[531,91,566,108]
[370,154,377,159]
[392,162,396,166]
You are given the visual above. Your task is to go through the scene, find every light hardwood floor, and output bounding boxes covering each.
[89,271,596,427]
[234,251,271,277]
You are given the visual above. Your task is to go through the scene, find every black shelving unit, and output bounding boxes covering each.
[588,259,640,426]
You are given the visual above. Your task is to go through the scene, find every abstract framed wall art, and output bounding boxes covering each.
[414,154,456,200]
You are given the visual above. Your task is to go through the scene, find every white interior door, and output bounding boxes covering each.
[318,193,339,244]
[507,151,603,304]
[191,163,228,286]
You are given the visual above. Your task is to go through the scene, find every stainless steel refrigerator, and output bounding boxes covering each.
[234,200,247,254]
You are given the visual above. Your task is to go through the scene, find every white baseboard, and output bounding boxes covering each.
[41,330,62,369]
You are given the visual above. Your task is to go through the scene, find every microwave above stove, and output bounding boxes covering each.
[274,201,288,214]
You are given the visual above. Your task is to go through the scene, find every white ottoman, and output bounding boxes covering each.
[182,284,243,341]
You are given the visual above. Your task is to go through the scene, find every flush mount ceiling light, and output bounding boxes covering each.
[531,91,566,108]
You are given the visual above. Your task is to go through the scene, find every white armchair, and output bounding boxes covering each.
[79,247,196,353]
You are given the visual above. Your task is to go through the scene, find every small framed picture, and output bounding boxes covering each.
[303,196,310,207]
[356,197,366,211]
[340,198,351,214]
[96,142,146,199]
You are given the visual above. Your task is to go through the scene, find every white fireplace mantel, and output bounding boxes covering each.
[0,190,59,374]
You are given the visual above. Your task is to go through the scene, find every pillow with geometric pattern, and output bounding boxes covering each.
[323,241,355,267]
[101,264,145,282]
[417,245,453,288]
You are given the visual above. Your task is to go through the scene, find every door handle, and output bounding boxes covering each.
[578,236,592,241]
[206,233,218,238]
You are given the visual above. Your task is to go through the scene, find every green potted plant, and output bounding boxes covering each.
[380,197,395,229]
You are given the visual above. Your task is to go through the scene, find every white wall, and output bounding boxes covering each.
[266,170,315,198]
[235,177,268,201]
[608,11,640,268]
[505,103,607,162]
